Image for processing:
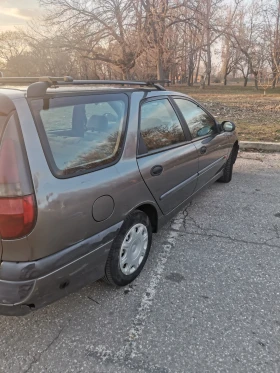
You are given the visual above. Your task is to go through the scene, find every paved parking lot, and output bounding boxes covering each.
[1,152,280,373]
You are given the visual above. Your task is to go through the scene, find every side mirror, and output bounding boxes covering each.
[222,121,236,132]
[197,126,212,137]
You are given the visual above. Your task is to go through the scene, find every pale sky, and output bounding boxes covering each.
[0,0,39,31]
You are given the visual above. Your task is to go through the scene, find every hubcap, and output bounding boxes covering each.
[119,223,148,275]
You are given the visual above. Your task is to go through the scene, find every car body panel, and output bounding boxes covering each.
[0,238,113,315]
[0,167,226,316]
[0,86,238,314]
[168,93,234,192]
[3,97,124,261]
[0,222,122,282]
[3,91,161,262]
[137,143,199,214]
[157,163,225,229]
[193,132,230,191]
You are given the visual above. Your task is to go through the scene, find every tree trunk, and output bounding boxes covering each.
[157,49,164,81]
[188,56,194,86]
[206,58,211,85]
[272,69,277,88]
[254,73,258,90]
[205,0,212,86]
[272,0,280,89]
[195,49,201,83]
[223,74,227,85]
[244,76,248,87]
[122,70,129,80]
[108,66,112,80]
[169,70,173,85]
[206,29,211,86]
[200,75,206,89]
[121,65,130,80]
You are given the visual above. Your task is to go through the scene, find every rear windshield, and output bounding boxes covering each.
[30,93,128,177]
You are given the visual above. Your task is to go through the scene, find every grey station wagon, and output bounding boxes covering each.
[0,77,239,315]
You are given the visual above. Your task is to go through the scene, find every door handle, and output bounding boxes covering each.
[150,165,163,176]
[200,146,207,155]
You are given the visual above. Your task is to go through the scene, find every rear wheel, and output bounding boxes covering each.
[104,210,152,286]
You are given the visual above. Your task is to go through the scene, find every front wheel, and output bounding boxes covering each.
[104,210,152,286]
[218,149,234,183]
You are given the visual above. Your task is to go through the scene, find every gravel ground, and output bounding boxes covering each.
[0,152,280,373]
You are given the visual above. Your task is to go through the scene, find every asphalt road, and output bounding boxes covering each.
[1,152,280,373]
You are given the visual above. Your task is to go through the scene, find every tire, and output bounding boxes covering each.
[104,210,152,286]
[218,148,235,183]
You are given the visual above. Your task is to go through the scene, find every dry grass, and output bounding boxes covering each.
[172,84,280,142]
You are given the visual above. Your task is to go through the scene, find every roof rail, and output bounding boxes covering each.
[0,76,170,97]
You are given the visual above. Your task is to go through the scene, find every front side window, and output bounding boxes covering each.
[140,99,185,152]
[174,99,217,139]
[30,94,127,177]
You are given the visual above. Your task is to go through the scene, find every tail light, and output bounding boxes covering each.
[0,113,36,240]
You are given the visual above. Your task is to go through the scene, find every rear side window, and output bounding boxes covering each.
[140,99,185,152]
[30,94,128,177]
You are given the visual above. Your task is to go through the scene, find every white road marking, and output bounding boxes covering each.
[89,211,184,366]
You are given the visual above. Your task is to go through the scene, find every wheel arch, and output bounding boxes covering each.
[135,203,159,233]
[232,140,239,164]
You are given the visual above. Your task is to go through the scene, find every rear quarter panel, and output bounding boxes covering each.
[0,92,20,261]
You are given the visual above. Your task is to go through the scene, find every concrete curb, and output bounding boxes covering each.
[239,141,280,152]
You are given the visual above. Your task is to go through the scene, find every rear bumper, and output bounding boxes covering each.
[0,222,122,316]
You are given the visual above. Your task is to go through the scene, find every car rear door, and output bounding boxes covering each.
[137,97,198,215]
[173,97,230,192]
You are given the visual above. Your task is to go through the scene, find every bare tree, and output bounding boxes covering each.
[221,35,241,85]
[236,55,251,87]
[258,70,278,95]
[195,0,241,86]
[201,0,226,86]
[261,0,280,88]
[140,0,198,80]
[0,0,276,89]
[229,2,266,90]
[40,0,145,79]
[0,31,29,75]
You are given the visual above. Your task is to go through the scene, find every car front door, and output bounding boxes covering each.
[137,97,199,215]
[173,97,230,192]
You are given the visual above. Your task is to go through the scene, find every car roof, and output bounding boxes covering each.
[0,85,188,100]
[0,87,27,99]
